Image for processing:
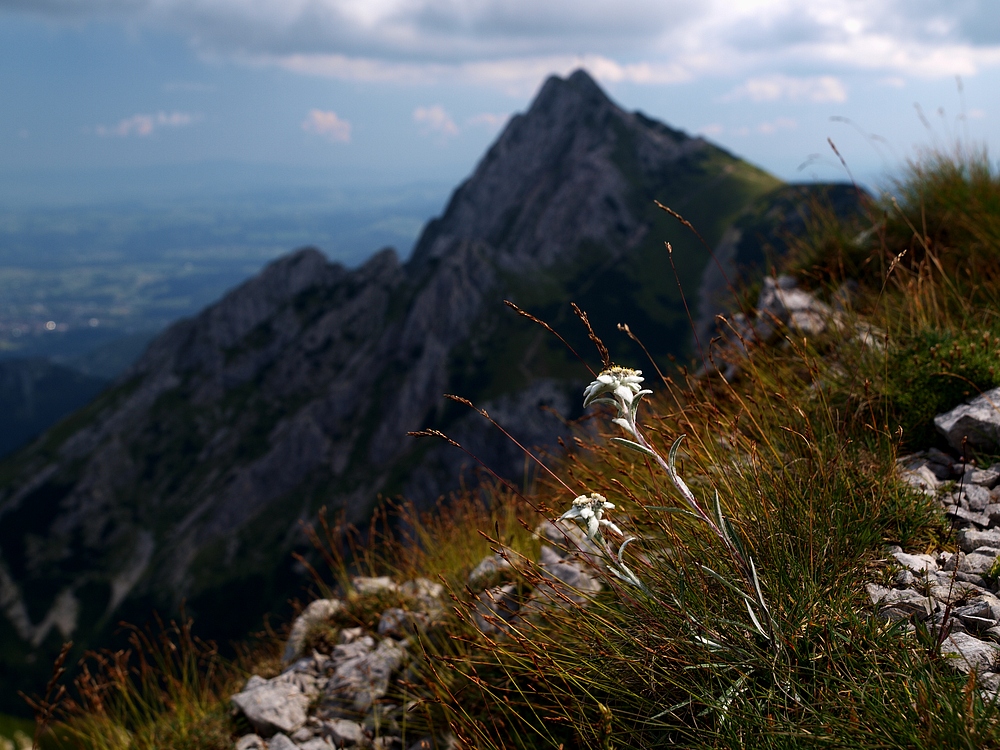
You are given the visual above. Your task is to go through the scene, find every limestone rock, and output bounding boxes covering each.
[231,677,310,736]
[535,518,602,558]
[474,584,520,635]
[325,638,406,713]
[954,485,992,512]
[467,554,514,593]
[291,727,314,743]
[935,387,1000,451]
[399,578,444,612]
[892,551,937,574]
[538,545,602,594]
[283,599,341,664]
[267,735,298,750]
[298,739,335,750]
[954,597,1000,633]
[866,583,892,606]
[756,275,833,335]
[959,529,1000,553]
[353,577,399,596]
[944,506,990,528]
[985,504,1000,526]
[962,548,1000,576]
[324,718,368,747]
[929,578,982,605]
[235,735,266,750]
[940,551,965,571]
[941,631,1000,674]
[964,467,1000,488]
[899,464,941,494]
[875,588,933,620]
[377,608,428,638]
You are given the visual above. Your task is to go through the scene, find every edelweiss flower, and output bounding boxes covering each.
[560,492,623,541]
[583,366,653,436]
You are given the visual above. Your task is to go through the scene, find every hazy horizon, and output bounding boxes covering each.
[2,2,999,208]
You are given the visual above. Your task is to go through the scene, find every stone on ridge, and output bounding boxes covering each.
[935,387,1000,451]
[535,519,602,557]
[231,677,310,736]
[283,598,341,664]
[235,735,266,750]
[323,718,368,746]
[956,485,992,512]
[325,638,406,713]
[964,467,1000,488]
[941,631,1000,674]
[467,554,513,592]
[892,551,937,574]
[959,529,1000,553]
[266,734,298,750]
[353,576,399,595]
[899,464,940,494]
[474,583,520,635]
[962,548,1000,576]
[298,739,335,750]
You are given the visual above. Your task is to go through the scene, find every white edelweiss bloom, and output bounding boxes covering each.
[583,366,645,408]
[560,493,620,541]
[583,366,653,435]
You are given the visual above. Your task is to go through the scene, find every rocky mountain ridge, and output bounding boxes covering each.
[0,69,856,710]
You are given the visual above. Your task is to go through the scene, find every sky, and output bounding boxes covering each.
[1,0,1000,204]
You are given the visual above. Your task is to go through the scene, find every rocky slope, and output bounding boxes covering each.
[0,69,854,709]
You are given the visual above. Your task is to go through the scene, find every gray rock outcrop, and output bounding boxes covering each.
[235,542,604,750]
[886,448,1000,698]
[231,676,311,736]
[935,387,1000,451]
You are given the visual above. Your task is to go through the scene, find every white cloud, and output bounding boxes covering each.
[723,75,847,103]
[301,109,352,142]
[756,116,797,134]
[697,123,724,136]
[8,0,1000,90]
[95,111,197,137]
[879,76,907,88]
[413,105,458,136]
[264,53,690,94]
[467,112,508,129]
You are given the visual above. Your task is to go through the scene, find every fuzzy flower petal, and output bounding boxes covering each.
[583,366,644,408]
[560,492,619,542]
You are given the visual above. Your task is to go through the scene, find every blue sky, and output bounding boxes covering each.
[2,0,1000,204]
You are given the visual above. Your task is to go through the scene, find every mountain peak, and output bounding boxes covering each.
[408,67,699,273]
[528,68,614,119]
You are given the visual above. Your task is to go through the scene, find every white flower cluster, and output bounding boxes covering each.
[582,366,652,437]
[559,492,623,542]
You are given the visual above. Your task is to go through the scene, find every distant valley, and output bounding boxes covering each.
[0,182,450,364]
[0,182,449,458]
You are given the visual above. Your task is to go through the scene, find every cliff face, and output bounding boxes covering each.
[0,70,787,708]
